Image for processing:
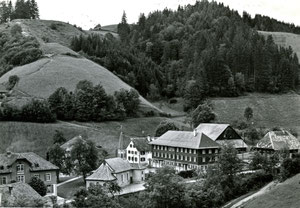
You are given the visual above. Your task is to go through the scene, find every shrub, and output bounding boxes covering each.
[178,170,197,178]
[144,111,155,117]
[10,24,22,36]
[28,177,47,196]
[169,98,177,104]
[50,23,57,30]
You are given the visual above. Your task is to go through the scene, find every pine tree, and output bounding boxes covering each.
[117,11,130,43]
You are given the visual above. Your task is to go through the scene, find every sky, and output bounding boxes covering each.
[31,0,300,29]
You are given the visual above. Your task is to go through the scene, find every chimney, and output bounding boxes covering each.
[6,151,12,158]
[193,129,197,137]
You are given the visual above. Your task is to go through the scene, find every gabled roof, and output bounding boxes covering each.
[256,130,300,150]
[106,158,132,173]
[130,137,151,152]
[0,182,42,202]
[196,123,230,141]
[60,135,85,150]
[86,163,116,181]
[0,152,59,173]
[150,131,220,149]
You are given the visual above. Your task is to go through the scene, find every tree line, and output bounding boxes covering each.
[0,0,39,23]
[0,80,140,123]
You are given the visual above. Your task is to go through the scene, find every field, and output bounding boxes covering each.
[0,117,189,158]
[244,173,300,208]
[57,177,85,199]
[211,93,300,135]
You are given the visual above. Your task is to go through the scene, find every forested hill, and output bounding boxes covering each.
[72,1,299,106]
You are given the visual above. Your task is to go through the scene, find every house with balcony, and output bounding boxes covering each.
[150,129,220,172]
[0,152,59,193]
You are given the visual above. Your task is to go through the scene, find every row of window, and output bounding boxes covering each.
[155,160,209,171]
[0,173,52,185]
[127,157,146,162]
[153,152,217,163]
[128,150,138,155]
[153,146,218,154]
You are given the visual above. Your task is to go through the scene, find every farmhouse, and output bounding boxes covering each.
[60,135,86,155]
[150,129,220,172]
[0,151,59,193]
[86,158,146,189]
[196,123,248,152]
[255,130,300,157]
[126,137,152,165]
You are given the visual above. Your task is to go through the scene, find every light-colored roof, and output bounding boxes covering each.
[60,135,85,150]
[0,182,42,203]
[106,158,132,173]
[86,163,116,181]
[217,139,248,149]
[150,131,220,149]
[196,123,230,141]
[0,84,8,93]
[256,130,300,150]
[130,163,147,170]
[0,152,59,173]
[130,137,151,152]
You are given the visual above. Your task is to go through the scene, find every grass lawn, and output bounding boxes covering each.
[244,173,300,208]
[57,177,85,200]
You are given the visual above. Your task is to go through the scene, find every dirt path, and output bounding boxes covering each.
[226,181,276,208]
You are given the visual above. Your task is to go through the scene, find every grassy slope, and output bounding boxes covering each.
[101,24,118,33]
[0,20,159,113]
[244,173,300,208]
[0,117,189,158]
[211,93,300,134]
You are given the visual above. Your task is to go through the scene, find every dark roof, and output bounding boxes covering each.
[196,123,230,141]
[130,138,151,152]
[150,131,220,149]
[60,135,85,150]
[0,182,42,204]
[0,152,59,173]
[256,130,300,150]
[106,158,132,173]
[86,163,116,181]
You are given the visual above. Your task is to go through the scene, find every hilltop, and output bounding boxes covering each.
[0,20,159,113]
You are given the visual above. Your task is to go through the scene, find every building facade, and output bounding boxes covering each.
[0,152,59,193]
[150,130,220,172]
[86,158,146,189]
[126,137,152,165]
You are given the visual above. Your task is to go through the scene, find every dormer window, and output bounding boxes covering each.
[34,163,39,168]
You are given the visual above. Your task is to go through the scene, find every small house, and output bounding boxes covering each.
[86,158,146,189]
[126,137,152,165]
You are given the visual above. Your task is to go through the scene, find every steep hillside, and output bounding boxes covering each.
[259,31,300,63]
[244,173,300,208]
[211,93,300,134]
[0,20,159,113]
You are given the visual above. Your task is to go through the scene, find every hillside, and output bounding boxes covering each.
[211,93,300,134]
[0,117,189,158]
[0,20,159,113]
[259,31,300,63]
[244,173,300,208]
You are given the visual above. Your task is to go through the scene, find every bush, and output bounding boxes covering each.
[144,111,155,117]
[169,98,177,104]
[10,24,22,36]
[28,177,47,196]
[178,170,197,178]
[50,23,57,30]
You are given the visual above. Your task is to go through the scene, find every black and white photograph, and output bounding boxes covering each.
[0,0,299,207]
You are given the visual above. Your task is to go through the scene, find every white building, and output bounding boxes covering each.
[126,137,152,166]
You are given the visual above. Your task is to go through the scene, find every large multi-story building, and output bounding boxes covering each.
[0,151,59,193]
[150,129,220,172]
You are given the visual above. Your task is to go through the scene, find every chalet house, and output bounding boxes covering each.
[0,152,59,193]
[150,129,220,172]
[196,123,248,152]
[0,182,43,207]
[86,158,146,189]
[126,137,152,165]
[255,130,300,157]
